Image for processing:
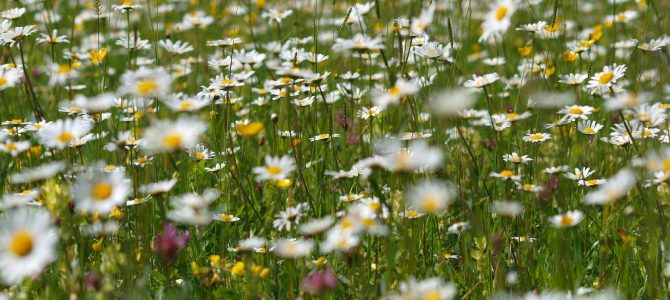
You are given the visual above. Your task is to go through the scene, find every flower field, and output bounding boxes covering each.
[0,0,669,298]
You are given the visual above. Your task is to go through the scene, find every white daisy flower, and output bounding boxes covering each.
[71,163,131,214]
[549,210,584,228]
[0,207,58,285]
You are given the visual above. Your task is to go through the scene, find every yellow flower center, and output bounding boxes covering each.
[56,64,72,74]
[266,165,283,175]
[495,6,509,21]
[9,230,33,257]
[568,107,584,115]
[388,86,400,96]
[136,79,158,96]
[560,215,574,226]
[220,214,233,222]
[5,142,17,151]
[179,101,193,110]
[585,179,599,185]
[598,72,614,84]
[221,79,234,86]
[195,151,205,159]
[506,112,519,121]
[530,134,544,141]
[499,170,514,177]
[582,127,595,134]
[91,182,113,201]
[162,133,183,149]
[662,159,670,171]
[406,210,419,218]
[420,196,440,213]
[0,77,7,86]
[57,132,74,143]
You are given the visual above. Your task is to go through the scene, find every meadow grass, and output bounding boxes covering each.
[0,0,669,299]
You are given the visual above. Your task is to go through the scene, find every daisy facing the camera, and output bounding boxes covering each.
[71,163,131,215]
[0,207,58,285]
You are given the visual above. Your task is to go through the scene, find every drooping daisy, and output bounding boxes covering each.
[158,39,194,55]
[37,118,92,149]
[0,207,58,285]
[332,34,384,53]
[564,167,596,180]
[139,179,177,195]
[71,163,131,214]
[412,41,454,62]
[261,8,293,23]
[558,73,588,85]
[0,8,27,20]
[502,152,533,164]
[1,25,37,47]
[141,117,207,153]
[464,73,500,88]
[550,210,584,228]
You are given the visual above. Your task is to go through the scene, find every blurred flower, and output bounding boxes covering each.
[153,223,190,260]
[302,267,338,295]
[0,207,58,285]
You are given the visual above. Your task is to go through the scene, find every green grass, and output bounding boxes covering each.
[1,0,670,299]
